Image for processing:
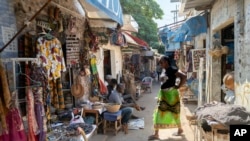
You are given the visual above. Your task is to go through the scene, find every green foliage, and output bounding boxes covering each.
[120,0,164,53]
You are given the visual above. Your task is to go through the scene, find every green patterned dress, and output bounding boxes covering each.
[153,66,181,129]
[153,88,180,129]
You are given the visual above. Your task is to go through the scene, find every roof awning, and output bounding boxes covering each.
[122,33,139,46]
[123,32,149,49]
[79,0,123,28]
[184,0,215,11]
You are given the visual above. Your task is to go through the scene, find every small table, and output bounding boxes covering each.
[83,109,104,127]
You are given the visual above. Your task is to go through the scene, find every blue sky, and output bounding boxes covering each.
[154,0,182,28]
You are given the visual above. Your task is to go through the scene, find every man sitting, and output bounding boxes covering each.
[107,79,145,118]
[107,83,133,133]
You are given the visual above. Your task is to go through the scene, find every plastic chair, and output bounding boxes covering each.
[141,77,153,93]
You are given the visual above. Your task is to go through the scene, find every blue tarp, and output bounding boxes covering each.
[160,14,207,43]
[159,28,180,50]
[86,0,123,25]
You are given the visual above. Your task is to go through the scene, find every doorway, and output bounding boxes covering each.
[103,50,111,76]
[221,23,234,101]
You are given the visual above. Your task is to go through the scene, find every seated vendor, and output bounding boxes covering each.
[107,83,133,133]
[221,71,235,104]
[107,79,145,119]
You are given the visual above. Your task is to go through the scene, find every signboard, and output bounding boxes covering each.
[66,35,80,67]
[191,49,206,72]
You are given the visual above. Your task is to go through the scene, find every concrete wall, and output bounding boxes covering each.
[234,0,250,111]
[208,0,250,111]
[207,0,236,102]
[95,42,123,82]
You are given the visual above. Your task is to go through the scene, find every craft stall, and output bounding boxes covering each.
[0,0,112,140]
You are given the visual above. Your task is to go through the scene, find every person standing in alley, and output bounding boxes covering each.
[148,55,187,140]
[156,63,162,82]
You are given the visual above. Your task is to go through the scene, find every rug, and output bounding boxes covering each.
[128,118,144,130]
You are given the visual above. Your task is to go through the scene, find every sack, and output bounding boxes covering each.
[70,108,84,125]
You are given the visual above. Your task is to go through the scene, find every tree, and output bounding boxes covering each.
[120,0,164,54]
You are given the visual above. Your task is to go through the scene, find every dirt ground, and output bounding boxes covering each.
[101,81,198,141]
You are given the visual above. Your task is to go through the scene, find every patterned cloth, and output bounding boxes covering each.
[0,108,27,141]
[153,88,181,129]
[0,60,11,131]
[49,78,65,109]
[33,87,47,141]
[27,88,39,141]
[36,37,66,80]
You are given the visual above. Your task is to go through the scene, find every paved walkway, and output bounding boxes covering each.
[97,81,198,141]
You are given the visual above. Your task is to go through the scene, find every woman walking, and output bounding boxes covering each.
[148,56,186,140]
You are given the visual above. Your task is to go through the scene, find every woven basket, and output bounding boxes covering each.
[104,103,121,113]
[209,48,222,58]
[92,103,103,110]
[221,46,229,54]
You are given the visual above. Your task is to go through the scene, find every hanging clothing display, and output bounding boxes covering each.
[36,37,66,80]
[33,87,47,141]
[27,88,39,141]
[49,78,65,109]
[0,61,27,141]
[36,36,66,109]
[0,60,11,132]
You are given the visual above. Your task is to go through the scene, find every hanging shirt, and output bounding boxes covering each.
[36,37,66,80]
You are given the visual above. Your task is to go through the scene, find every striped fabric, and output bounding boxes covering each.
[49,78,65,109]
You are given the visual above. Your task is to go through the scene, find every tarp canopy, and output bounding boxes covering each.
[162,14,207,42]
[79,0,123,28]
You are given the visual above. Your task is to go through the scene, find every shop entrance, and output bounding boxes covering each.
[221,23,234,101]
[103,50,111,76]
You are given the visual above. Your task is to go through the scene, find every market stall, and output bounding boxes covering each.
[0,0,123,140]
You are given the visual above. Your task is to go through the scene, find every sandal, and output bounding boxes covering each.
[172,129,183,136]
[148,135,160,140]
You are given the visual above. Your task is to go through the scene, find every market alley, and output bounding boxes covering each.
[90,80,196,141]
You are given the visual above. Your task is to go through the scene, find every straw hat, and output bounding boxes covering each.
[71,76,84,98]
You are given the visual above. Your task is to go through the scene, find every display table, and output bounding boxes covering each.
[47,124,97,141]
[83,109,104,127]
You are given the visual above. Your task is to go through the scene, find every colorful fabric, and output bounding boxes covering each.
[27,88,39,141]
[49,78,65,109]
[0,108,27,141]
[0,60,11,131]
[33,87,47,141]
[36,37,66,80]
[153,88,180,129]
[90,57,97,74]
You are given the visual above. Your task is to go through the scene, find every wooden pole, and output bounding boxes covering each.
[0,0,52,53]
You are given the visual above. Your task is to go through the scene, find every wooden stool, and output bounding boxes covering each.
[103,110,122,135]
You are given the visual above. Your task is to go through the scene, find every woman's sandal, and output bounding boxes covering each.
[172,129,183,136]
[148,135,160,140]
